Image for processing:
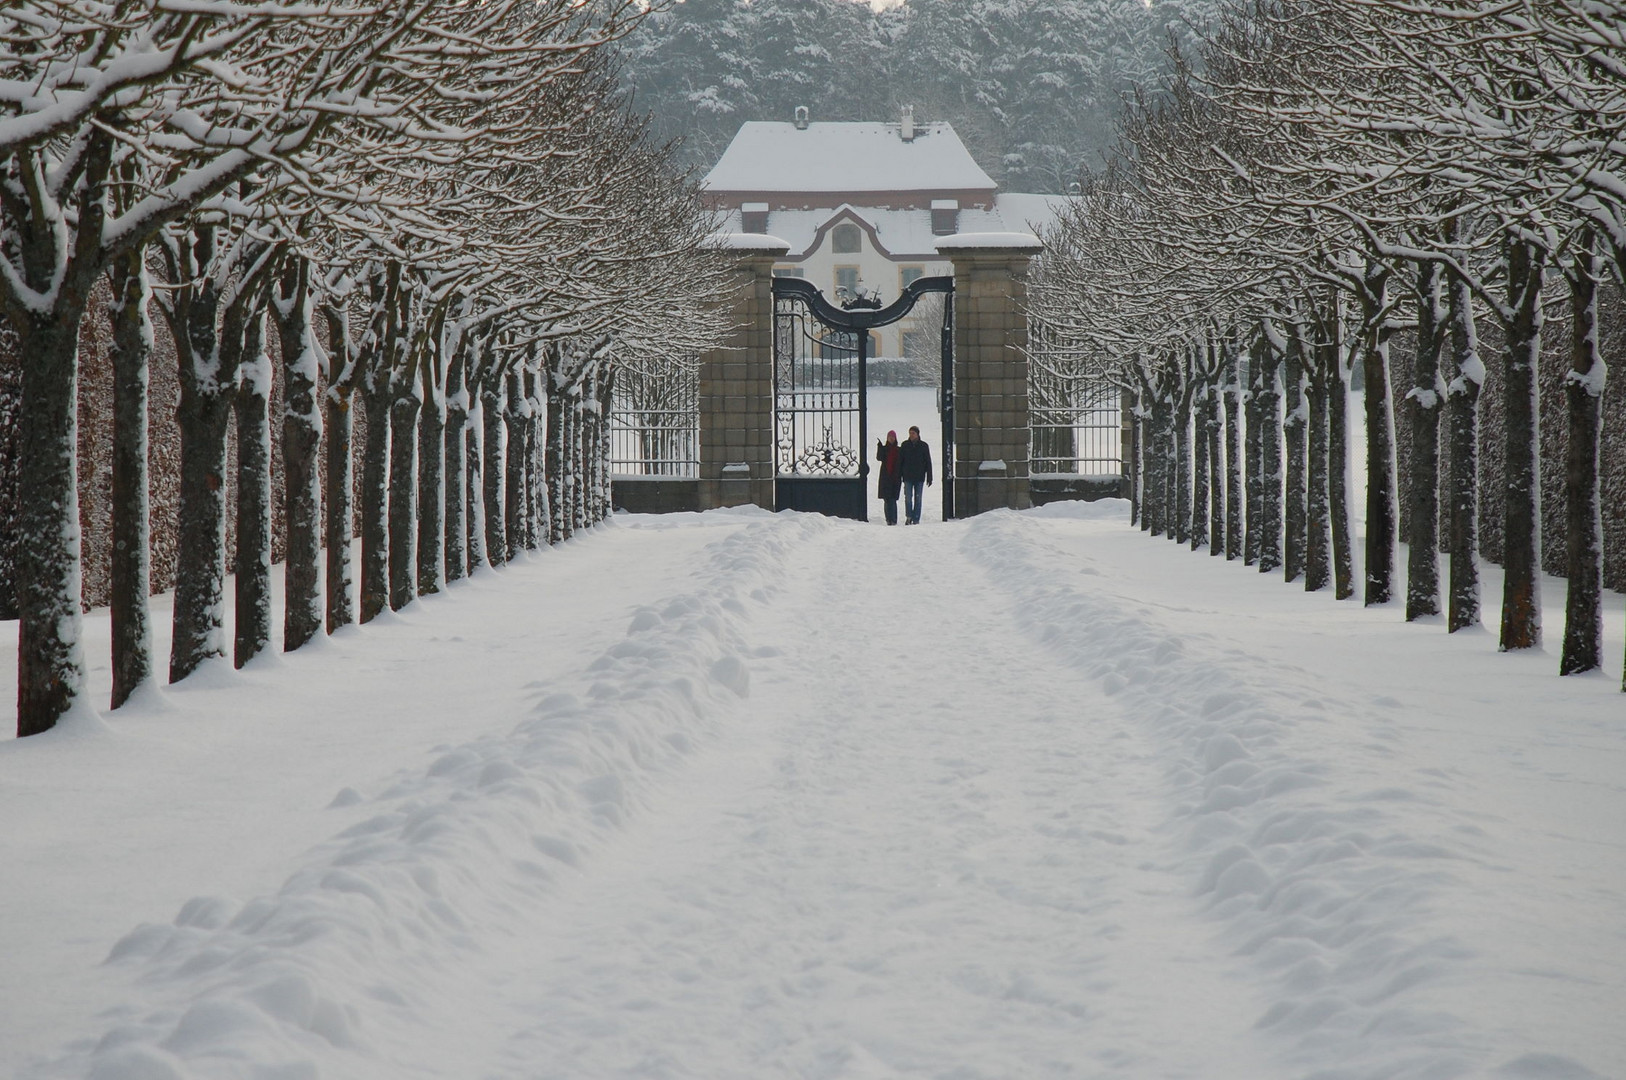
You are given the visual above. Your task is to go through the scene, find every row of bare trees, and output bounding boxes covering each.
[2,2,731,736]
[1032,0,1626,686]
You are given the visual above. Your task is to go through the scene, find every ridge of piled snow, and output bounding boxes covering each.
[32,516,829,1080]
[959,508,1612,1080]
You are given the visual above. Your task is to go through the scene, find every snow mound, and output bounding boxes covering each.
[44,516,829,1080]
[960,511,1508,1078]
[1023,497,1130,522]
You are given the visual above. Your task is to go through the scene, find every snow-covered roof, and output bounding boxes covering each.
[993,193,1073,237]
[704,121,996,198]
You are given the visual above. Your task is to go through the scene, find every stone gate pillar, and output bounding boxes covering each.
[698,234,788,511]
[937,232,1043,517]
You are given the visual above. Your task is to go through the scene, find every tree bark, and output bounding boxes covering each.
[417,390,444,595]
[524,362,548,547]
[1128,393,1142,529]
[1561,237,1603,675]
[359,374,390,623]
[1283,330,1306,584]
[1445,264,1483,633]
[1328,328,1354,601]
[1406,260,1445,621]
[1498,235,1545,651]
[271,260,322,653]
[388,384,419,611]
[444,347,468,581]
[548,374,570,544]
[504,368,526,558]
[1173,376,1191,546]
[324,382,355,634]
[167,245,232,685]
[1224,346,1242,560]
[13,310,90,733]
[465,396,485,569]
[1244,345,1263,566]
[1360,262,1398,606]
[1256,341,1283,575]
[233,311,273,668]
[1191,385,1209,551]
[8,132,109,733]
[1304,325,1331,594]
[482,369,507,563]
[108,247,154,707]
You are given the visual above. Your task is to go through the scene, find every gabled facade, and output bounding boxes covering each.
[703,109,1069,360]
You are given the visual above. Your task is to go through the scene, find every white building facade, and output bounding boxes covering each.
[703,108,1068,363]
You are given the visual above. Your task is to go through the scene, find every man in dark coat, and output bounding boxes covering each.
[899,425,933,524]
[876,430,904,525]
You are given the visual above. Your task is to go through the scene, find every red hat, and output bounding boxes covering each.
[887,430,897,440]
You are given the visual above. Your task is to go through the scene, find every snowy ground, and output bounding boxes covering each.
[3,491,1624,1078]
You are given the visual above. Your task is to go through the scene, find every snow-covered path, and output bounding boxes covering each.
[462,518,1267,1078]
[4,504,1623,1080]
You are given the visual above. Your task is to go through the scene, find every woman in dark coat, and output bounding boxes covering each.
[876,430,904,525]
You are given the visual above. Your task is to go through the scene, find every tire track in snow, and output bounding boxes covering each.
[960,509,1607,1080]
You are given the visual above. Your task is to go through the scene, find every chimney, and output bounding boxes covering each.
[931,198,959,236]
[741,202,769,234]
[794,105,809,130]
[900,104,915,142]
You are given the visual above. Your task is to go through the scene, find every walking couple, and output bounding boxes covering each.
[876,426,933,526]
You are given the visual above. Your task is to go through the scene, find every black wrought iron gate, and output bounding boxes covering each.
[772,275,954,520]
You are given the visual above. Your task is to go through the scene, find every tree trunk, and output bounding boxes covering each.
[1244,346,1263,566]
[324,384,355,633]
[1256,343,1282,575]
[504,368,526,559]
[418,394,444,595]
[1561,237,1603,675]
[1499,235,1545,651]
[1173,381,1191,546]
[13,310,89,734]
[1406,260,1444,621]
[169,275,232,684]
[389,386,419,611]
[1191,387,1209,552]
[444,350,468,581]
[524,363,547,547]
[1206,392,1222,557]
[548,380,570,544]
[1328,329,1354,601]
[575,388,592,533]
[1224,347,1242,560]
[1128,394,1142,528]
[108,247,154,707]
[1445,265,1483,632]
[359,379,390,623]
[233,311,273,668]
[597,367,615,523]
[1283,332,1306,583]
[482,371,507,563]
[1305,328,1331,594]
[1361,261,1398,606]
[465,403,485,569]
[271,261,322,653]
[8,135,110,734]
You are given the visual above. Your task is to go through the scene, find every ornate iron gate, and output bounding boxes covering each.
[772,275,954,520]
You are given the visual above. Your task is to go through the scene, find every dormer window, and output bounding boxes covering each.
[832,224,862,254]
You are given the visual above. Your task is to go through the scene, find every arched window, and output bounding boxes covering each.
[832,224,862,254]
